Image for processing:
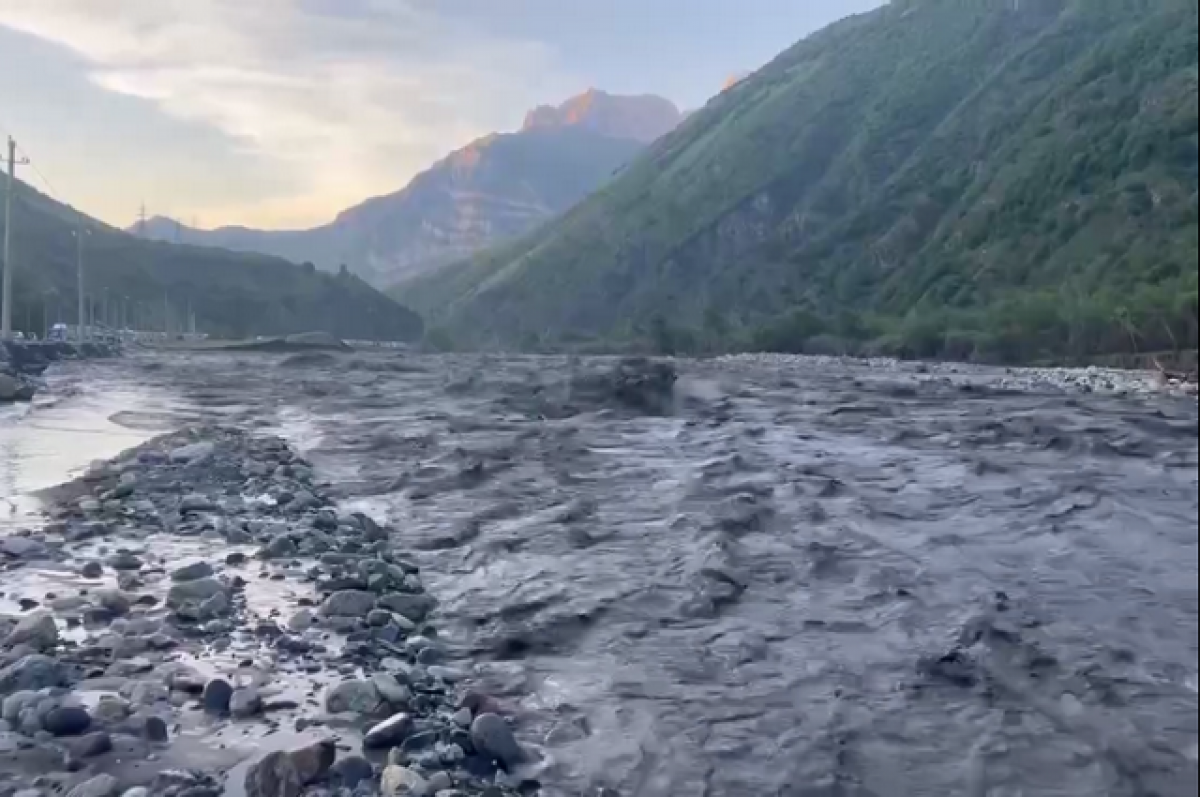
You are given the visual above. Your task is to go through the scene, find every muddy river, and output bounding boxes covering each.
[3,350,1197,796]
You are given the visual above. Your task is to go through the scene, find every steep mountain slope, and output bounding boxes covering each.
[140,90,680,286]
[405,0,1198,362]
[2,180,423,341]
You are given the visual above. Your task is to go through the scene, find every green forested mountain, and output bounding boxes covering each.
[0,179,423,341]
[401,0,1198,362]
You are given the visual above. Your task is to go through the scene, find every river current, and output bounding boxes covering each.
[4,351,1196,796]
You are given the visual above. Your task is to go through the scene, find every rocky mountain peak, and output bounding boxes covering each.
[521,88,682,143]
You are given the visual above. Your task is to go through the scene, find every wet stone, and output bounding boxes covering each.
[371,673,412,706]
[142,714,170,742]
[287,609,315,631]
[470,713,526,770]
[166,577,228,610]
[0,654,67,693]
[80,561,104,578]
[3,611,58,650]
[230,687,263,718]
[375,592,436,622]
[107,552,142,571]
[0,536,48,559]
[169,441,215,464]
[90,697,130,724]
[244,750,303,797]
[171,561,214,581]
[426,771,453,793]
[329,755,374,788]
[325,680,383,715]
[67,730,112,758]
[363,712,414,749]
[180,494,216,513]
[65,774,119,797]
[320,589,376,617]
[258,536,297,560]
[202,678,233,713]
[287,739,336,784]
[42,706,92,736]
[380,765,428,797]
[125,681,169,705]
[94,589,131,616]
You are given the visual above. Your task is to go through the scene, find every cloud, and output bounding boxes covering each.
[0,0,575,227]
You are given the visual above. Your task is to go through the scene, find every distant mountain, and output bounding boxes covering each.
[401,0,1198,363]
[3,179,423,341]
[521,88,682,142]
[137,89,681,286]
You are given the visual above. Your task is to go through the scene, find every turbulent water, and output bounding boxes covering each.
[10,351,1200,796]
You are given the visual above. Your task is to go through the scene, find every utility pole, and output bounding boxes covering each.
[74,223,90,341]
[137,202,147,237]
[2,136,30,339]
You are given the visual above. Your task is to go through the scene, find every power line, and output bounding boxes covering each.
[15,142,64,202]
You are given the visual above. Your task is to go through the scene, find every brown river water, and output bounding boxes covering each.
[2,351,1197,796]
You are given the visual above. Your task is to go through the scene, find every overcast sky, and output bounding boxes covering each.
[0,0,881,230]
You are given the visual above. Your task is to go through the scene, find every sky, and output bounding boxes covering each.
[0,0,882,230]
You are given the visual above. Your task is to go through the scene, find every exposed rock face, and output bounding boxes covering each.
[721,71,751,91]
[521,88,682,142]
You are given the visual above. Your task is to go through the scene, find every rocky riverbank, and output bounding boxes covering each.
[1,424,542,797]
[715,352,1199,397]
[1,340,121,403]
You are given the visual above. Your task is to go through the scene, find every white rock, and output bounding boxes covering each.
[380,765,428,797]
[170,441,215,463]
